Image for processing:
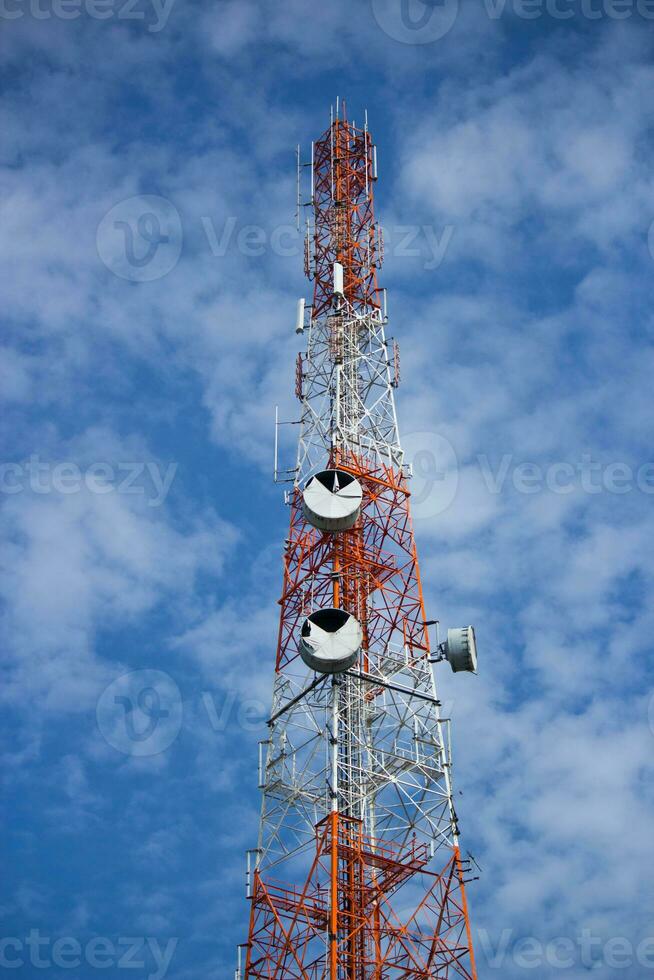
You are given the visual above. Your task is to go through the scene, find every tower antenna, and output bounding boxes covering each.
[239,104,479,980]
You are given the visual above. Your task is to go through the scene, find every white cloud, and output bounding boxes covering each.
[399,33,654,262]
[0,427,238,714]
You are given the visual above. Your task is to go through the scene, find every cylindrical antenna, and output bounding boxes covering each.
[295,298,306,334]
[295,144,301,231]
[330,108,334,202]
[274,405,279,482]
[333,262,344,298]
[364,127,370,198]
[310,141,315,203]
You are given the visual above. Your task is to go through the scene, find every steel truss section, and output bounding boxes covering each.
[296,307,403,482]
[245,816,476,980]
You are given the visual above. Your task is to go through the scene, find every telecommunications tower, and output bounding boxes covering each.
[238,101,479,979]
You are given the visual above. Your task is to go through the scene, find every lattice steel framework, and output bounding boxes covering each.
[240,102,477,980]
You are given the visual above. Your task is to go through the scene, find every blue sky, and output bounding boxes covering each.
[2,2,654,978]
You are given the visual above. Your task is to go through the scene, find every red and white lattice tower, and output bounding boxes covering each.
[238,101,479,980]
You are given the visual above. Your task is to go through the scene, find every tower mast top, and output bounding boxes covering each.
[307,102,382,318]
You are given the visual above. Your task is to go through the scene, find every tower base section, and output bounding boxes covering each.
[244,816,477,980]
